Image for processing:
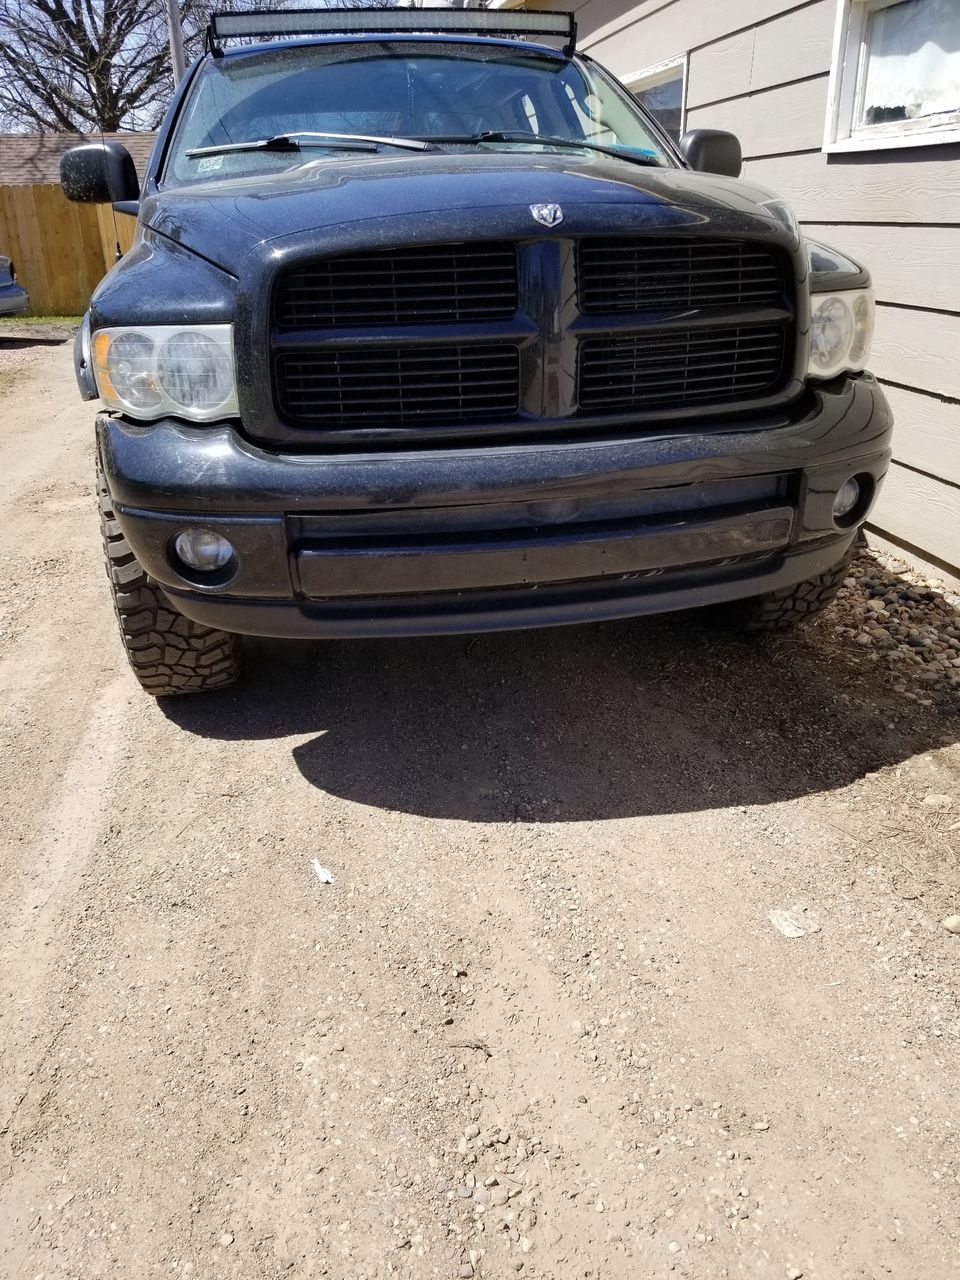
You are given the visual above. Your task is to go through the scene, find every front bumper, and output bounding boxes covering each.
[98,375,892,638]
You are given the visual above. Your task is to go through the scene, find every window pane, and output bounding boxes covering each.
[633,71,683,141]
[859,0,960,129]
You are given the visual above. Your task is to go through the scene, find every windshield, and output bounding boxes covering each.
[165,40,673,185]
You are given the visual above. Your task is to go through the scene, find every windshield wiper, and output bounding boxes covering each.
[426,130,663,167]
[186,131,435,159]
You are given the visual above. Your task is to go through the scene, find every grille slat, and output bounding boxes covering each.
[275,243,519,329]
[578,325,787,413]
[578,237,785,313]
[276,345,521,427]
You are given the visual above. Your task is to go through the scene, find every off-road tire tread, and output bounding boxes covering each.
[732,547,855,631]
[97,461,240,695]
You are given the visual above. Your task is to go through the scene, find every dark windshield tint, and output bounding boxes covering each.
[166,41,672,184]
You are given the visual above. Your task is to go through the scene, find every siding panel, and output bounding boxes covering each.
[749,0,834,93]
[686,76,828,157]
[881,385,960,487]
[871,307,960,400]
[684,29,755,107]
[802,224,960,312]
[583,0,820,76]
[871,464,960,573]
[742,150,960,222]
[686,0,834,107]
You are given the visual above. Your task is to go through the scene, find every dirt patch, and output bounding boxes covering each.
[0,343,958,1280]
[0,320,80,343]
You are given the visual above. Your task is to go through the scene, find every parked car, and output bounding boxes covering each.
[59,8,891,697]
[0,255,29,316]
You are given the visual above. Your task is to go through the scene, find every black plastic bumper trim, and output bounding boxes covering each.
[162,535,856,639]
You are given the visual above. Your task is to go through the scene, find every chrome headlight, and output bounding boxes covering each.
[91,324,238,421]
[808,290,874,380]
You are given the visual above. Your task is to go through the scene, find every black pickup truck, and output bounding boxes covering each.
[61,8,891,696]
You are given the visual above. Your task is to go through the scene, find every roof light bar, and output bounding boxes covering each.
[208,8,577,55]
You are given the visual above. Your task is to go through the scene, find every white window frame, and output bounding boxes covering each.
[824,0,960,153]
[622,54,688,140]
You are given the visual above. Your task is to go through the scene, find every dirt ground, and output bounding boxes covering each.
[1,339,959,1280]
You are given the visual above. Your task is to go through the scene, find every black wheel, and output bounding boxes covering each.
[725,546,855,631]
[97,461,241,696]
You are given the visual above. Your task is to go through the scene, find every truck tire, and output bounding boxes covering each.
[97,462,240,696]
[725,546,855,631]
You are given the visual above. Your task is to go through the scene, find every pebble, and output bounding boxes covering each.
[219,1231,234,1247]
[834,554,960,693]
[668,1241,681,1253]
[752,1121,770,1131]
[458,1265,474,1279]
[787,1269,804,1279]
[942,915,960,935]
[465,1124,480,1140]
[924,794,953,809]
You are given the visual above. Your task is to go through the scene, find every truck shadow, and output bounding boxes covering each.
[162,575,959,821]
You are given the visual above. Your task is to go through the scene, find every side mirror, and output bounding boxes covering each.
[679,129,742,178]
[60,141,140,204]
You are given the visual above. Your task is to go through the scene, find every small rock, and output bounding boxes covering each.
[787,1269,804,1280]
[752,1121,770,1132]
[942,915,960,935]
[668,1241,681,1253]
[465,1124,480,1140]
[769,907,820,938]
[457,1184,473,1199]
[458,1265,475,1279]
[219,1231,234,1247]
[924,794,953,809]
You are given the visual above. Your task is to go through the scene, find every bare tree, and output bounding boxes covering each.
[0,0,307,133]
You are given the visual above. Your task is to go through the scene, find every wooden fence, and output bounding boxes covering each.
[0,183,138,316]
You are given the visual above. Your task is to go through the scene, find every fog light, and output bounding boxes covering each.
[832,478,861,521]
[174,528,234,572]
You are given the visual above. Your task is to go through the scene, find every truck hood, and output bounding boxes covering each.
[141,150,786,276]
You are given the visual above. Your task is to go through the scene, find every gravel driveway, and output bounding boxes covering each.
[1,339,958,1279]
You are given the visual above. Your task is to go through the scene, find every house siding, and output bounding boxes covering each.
[524,0,960,575]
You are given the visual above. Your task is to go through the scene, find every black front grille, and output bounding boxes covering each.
[276,344,521,427]
[578,237,786,313]
[275,242,519,329]
[578,325,787,413]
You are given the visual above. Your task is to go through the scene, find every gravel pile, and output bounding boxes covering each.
[832,547,960,695]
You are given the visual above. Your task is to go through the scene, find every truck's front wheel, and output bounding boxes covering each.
[98,463,240,696]
[725,545,855,631]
